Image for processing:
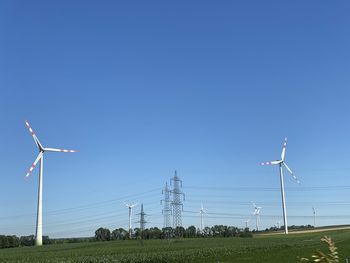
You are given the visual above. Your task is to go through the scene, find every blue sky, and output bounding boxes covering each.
[1,0,350,237]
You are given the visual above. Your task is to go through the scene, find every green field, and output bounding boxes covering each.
[1,230,349,263]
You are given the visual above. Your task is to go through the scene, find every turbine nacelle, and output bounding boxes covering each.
[260,137,300,184]
[199,203,207,215]
[124,202,138,209]
[252,202,262,215]
[254,208,261,215]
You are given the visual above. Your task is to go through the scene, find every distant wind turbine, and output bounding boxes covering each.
[312,207,316,228]
[24,120,77,246]
[124,202,138,238]
[261,137,300,234]
[199,203,207,233]
[252,202,262,231]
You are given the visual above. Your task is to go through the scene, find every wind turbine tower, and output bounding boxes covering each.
[124,202,138,238]
[313,207,316,228]
[24,120,77,246]
[170,170,185,228]
[261,137,300,234]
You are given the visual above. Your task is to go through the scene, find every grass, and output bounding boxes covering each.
[0,230,350,262]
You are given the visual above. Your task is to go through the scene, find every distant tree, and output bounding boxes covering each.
[95,227,111,241]
[174,226,185,238]
[19,235,35,246]
[161,227,174,239]
[185,226,196,238]
[43,236,51,245]
[149,227,162,239]
[142,229,150,239]
[203,226,212,237]
[134,228,142,239]
[196,228,202,237]
[0,235,20,249]
[226,226,238,237]
[111,228,128,240]
[9,236,19,247]
[0,236,9,248]
[211,225,226,237]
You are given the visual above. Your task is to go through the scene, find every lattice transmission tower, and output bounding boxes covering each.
[161,182,172,228]
[136,203,147,231]
[170,170,185,228]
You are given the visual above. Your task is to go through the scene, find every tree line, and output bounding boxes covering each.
[0,235,93,249]
[0,235,50,249]
[94,224,315,241]
[94,225,253,241]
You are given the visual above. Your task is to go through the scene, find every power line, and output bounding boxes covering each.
[184,185,350,192]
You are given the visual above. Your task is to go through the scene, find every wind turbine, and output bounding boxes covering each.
[124,202,138,238]
[24,120,77,246]
[199,203,207,233]
[312,207,316,228]
[261,137,300,234]
[252,202,262,231]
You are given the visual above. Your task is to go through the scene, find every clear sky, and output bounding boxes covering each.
[1,1,350,238]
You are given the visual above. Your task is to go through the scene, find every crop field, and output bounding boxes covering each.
[0,229,349,263]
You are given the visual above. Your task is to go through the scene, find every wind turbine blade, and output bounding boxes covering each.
[281,137,287,161]
[260,160,281,166]
[124,202,129,207]
[25,152,43,178]
[44,148,78,153]
[130,203,138,208]
[25,120,43,149]
[283,162,293,174]
[283,163,300,184]
[252,202,259,210]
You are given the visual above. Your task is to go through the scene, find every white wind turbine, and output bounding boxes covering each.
[312,207,316,228]
[199,203,207,233]
[252,202,262,231]
[124,202,138,238]
[261,137,300,234]
[24,120,77,246]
